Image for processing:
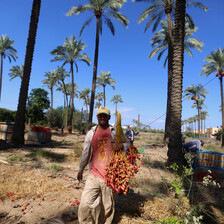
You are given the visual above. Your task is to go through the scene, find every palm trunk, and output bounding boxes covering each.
[220,76,224,147]
[204,118,206,137]
[88,16,100,129]
[51,86,53,112]
[194,121,196,137]
[0,53,3,99]
[167,0,186,166]
[103,85,106,106]
[12,0,41,145]
[115,103,117,123]
[69,61,74,129]
[197,106,200,138]
[164,9,173,142]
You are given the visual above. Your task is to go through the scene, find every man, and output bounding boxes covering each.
[125,125,139,145]
[183,140,205,153]
[77,107,129,224]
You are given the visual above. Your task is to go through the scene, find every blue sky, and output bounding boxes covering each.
[0,0,223,129]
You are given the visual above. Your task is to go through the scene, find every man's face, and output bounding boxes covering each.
[97,113,110,127]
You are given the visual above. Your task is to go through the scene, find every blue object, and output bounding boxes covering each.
[27,131,51,144]
[194,150,224,171]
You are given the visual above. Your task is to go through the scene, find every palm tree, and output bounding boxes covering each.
[79,88,91,114]
[111,94,123,119]
[134,0,207,142]
[0,34,18,99]
[42,70,58,113]
[95,101,102,109]
[200,110,208,137]
[8,64,23,81]
[50,35,91,130]
[97,71,116,106]
[12,0,41,145]
[66,0,129,128]
[192,98,206,138]
[149,20,204,65]
[200,48,224,147]
[95,91,104,104]
[184,84,208,138]
[167,0,186,165]
[55,66,70,108]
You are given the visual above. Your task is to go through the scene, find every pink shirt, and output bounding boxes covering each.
[89,127,113,180]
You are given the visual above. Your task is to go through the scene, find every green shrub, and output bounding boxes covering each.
[7,155,22,162]
[0,108,16,122]
[49,164,63,171]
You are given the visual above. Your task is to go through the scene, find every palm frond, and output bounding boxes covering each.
[66,5,92,16]
[103,15,115,35]
[79,16,94,36]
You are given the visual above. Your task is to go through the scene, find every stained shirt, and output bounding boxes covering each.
[89,127,113,181]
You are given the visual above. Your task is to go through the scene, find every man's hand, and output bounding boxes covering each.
[77,171,83,182]
[111,141,123,152]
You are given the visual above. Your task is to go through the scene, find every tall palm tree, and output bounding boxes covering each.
[200,48,224,146]
[111,94,123,119]
[50,35,91,130]
[0,34,18,99]
[12,0,41,145]
[134,0,207,142]
[66,0,129,128]
[184,84,208,138]
[97,71,116,106]
[167,0,186,165]
[42,70,58,113]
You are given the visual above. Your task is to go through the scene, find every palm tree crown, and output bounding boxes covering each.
[184,84,208,100]
[8,65,24,81]
[66,0,129,36]
[200,48,224,77]
[0,34,18,99]
[97,71,116,106]
[134,0,207,32]
[51,36,91,70]
[149,20,204,67]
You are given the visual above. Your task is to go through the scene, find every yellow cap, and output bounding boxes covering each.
[97,107,110,115]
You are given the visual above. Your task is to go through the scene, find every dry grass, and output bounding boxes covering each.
[0,164,68,200]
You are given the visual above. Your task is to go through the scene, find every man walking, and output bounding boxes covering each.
[77,107,129,224]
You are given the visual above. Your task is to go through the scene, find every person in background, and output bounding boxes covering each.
[77,107,129,224]
[125,125,139,145]
[183,140,205,153]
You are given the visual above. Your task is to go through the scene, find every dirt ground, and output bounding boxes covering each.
[0,131,223,224]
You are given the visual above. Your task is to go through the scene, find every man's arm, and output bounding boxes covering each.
[77,130,93,181]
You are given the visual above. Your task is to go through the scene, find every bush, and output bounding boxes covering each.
[184,131,194,137]
[45,107,63,128]
[0,108,16,122]
[213,129,222,141]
